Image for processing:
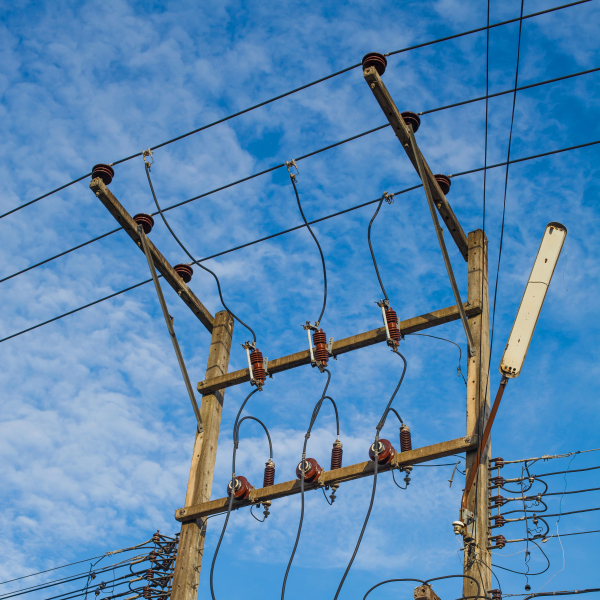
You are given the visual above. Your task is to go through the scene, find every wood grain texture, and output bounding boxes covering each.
[363,65,469,261]
[171,311,234,600]
[463,229,491,597]
[89,177,214,332]
[197,300,481,395]
[175,435,478,521]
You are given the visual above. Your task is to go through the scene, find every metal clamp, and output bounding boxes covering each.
[242,341,261,389]
[143,148,154,169]
[286,159,299,182]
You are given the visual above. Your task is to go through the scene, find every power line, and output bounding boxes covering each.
[0,0,589,221]
[1,138,598,345]
[2,64,598,288]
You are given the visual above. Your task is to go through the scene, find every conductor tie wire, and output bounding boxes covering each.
[143,155,257,343]
[286,160,327,326]
[281,369,341,600]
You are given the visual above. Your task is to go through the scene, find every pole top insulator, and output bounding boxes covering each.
[362,52,387,75]
[401,111,420,133]
[174,264,193,283]
[133,213,155,234]
[434,174,451,195]
[92,164,114,185]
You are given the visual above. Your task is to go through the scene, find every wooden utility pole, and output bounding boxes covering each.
[171,310,234,600]
[464,229,491,598]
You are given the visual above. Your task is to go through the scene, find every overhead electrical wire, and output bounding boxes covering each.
[1,0,589,221]
[2,137,599,345]
[145,162,257,342]
[281,370,337,600]
[407,332,467,385]
[2,63,598,288]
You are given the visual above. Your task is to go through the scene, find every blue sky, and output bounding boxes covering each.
[0,0,599,599]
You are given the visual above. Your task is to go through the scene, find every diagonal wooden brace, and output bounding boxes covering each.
[363,65,469,261]
[90,177,214,332]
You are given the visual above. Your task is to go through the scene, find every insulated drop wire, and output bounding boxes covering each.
[145,163,257,342]
[209,388,261,600]
[367,196,390,301]
[281,370,335,600]
[289,174,327,325]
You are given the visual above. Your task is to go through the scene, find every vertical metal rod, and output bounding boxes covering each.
[407,127,476,356]
[138,225,203,432]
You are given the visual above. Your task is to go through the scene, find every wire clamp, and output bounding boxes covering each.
[143,148,154,170]
[285,159,299,182]
[382,191,394,204]
[242,341,263,390]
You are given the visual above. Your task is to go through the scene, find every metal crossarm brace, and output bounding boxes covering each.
[407,127,476,357]
[197,300,481,395]
[138,226,203,432]
[89,177,214,332]
[175,435,478,521]
[362,65,469,261]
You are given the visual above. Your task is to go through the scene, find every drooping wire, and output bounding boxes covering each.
[281,370,334,600]
[493,540,550,576]
[333,349,408,599]
[367,194,393,301]
[2,138,599,345]
[287,166,327,325]
[3,0,587,221]
[145,162,257,342]
[2,64,598,288]
[407,332,466,385]
[209,388,266,600]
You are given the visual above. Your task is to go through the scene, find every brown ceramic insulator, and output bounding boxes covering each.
[490,495,506,507]
[296,457,322,482]
[385,308,401,343]
[494,535,506,549]
[134,213,155,234]
[369,438,396,465]
[491,590,502,600]
[227,475,252,500]
[434,174,451,195]
[490,476,505,487]
[492,457,505,468]
[143,587,152,599]
[494,515,506,528]
[330,440,343,470]
[313,329,329,365]
[400,424,412,452]
[263,459,275,487]
[362,52,387,75]
[145,569,154,580]
[92,163,115,185]
[250,348,266,385]
[401,111,421,133]
[174,264,193,283]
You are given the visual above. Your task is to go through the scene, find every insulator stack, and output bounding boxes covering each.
[434,174,451,195]
[369,438,396,465]
[401,111,421,133]
[494,515,506,528]
[296,457,322,483]
[331,440,343,470]
[313,329,329,365]
[263,458,275,487]
[227,475,252,501]
[490,476,505,487]
[145,569,154,580]
[399,424,412,452]
[174,264,193,283]
[361,52,387,75]
[492,535,506,549]
[134,213,155,234]
[492,456,505,469]
[250,348,266,386]
[490,495,506,507]
[92,163,115,184]
[143,586,152,599]
[385,308,401,344]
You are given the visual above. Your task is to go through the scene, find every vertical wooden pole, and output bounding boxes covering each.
[464,230,491,599]
[171,310,234,600]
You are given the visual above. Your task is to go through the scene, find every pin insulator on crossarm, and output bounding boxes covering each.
[369,438,396,465]
[227,476,252,501]
[91,164,115,185]
[296,458,322,482]
[263,459,275,487]
[134,213,155,234]
[401,111,421,133]
[434,174,451,195]
[330,440,343,470]
[361,52,387,75]
[174,264,193,283]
